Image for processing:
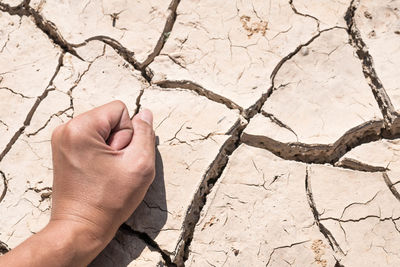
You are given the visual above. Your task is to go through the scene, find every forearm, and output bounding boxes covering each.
[0,221,108,267]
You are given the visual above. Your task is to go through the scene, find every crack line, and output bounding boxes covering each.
[288,0,320,30]
[245,26,346,118]
[261,110,298,141]
[172,117,247,266]
[0,119,8,130]
[0,170,8,204]
[0,53,64,162]
[266,240,310,266]
[1,1,157,83]
[133,87,145,117]
[0,240,10,254]
[305,166,344,255]
[382,172,400,202]
[74,36,153,82]
[321,214,400,223]
[26,107,72,137]
[67,45,106,118]
[0,0,82,60]
[344,0,396,128]
[155,80,243,113]
[119,223,176,267]
[241,119,383,164]
[0,86,34,99]
[139,0,181,69]
[335,158,387,172]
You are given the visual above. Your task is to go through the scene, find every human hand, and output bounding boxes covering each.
[0,101,156,267]
[50,100,155,250]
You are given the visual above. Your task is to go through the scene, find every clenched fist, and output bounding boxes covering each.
[0,101,156,267]
[51,100,155,239]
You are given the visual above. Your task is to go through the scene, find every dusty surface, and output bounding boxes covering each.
[1,0,400,266]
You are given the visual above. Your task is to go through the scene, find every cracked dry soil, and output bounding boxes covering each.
[1,0,400,266]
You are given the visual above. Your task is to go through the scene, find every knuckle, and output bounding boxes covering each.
[51,119,86,148]
[63,120,83,143]
[96,117,110,131]
[112,100,126,110]
[132,156,155,182]
[51,124,64,145]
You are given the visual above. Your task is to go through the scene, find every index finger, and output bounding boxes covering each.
[74,100,133,144]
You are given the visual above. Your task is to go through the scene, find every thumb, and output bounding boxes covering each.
[124,109,156,163]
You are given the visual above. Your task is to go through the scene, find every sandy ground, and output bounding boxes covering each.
[1,0,400,266]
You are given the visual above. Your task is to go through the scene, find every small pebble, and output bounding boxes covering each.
[300,47,309,56]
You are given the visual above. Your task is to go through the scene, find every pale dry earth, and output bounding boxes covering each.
[0,0,400,266]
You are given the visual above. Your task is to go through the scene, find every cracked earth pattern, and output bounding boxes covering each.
[1,0,400,266]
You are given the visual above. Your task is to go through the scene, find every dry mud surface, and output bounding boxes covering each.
[1,0,400,266]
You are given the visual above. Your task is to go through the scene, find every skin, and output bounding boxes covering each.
[0,100,156,267]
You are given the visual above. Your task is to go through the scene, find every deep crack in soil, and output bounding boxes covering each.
[345,0,397,128]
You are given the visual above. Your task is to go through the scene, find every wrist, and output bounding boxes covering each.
[0,220,111,267]
[50,199,122,244]
[42,220,110,265]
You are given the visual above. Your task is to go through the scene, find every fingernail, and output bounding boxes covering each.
[138,108,153,126]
